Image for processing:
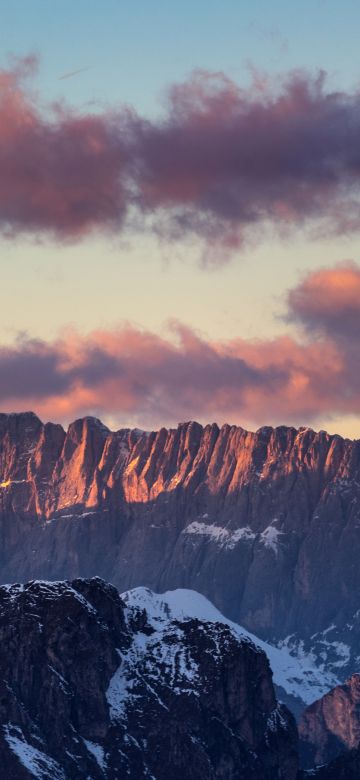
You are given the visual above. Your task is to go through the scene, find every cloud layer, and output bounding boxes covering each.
[1,263,359,431]
[0,56,128,238]
[288,261,360,339]
[3,58,360,256]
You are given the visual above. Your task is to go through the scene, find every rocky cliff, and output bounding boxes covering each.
[303,747,360,779]
[299,674,360,768]
[0,576,298,779]
[0,412,360,684]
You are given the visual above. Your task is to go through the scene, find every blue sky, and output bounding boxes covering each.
[2,0,360,112]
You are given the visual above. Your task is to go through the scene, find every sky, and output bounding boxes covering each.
[1,0,360,437]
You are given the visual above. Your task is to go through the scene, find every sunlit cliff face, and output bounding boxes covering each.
[0,412,357,521]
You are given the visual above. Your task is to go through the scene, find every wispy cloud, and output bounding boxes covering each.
[58,66,92,81]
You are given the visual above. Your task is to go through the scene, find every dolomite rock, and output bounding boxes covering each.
[0,413,360,684]
[299,674,360,767]
[0,577,298,779]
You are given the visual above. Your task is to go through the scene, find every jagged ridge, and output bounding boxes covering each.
[0,412,358,520]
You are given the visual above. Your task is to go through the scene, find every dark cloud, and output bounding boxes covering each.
[0,339,67,398]
[3,59,360,257]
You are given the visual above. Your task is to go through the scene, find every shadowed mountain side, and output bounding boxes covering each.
[0,413,360,684]
[302,747,360,779]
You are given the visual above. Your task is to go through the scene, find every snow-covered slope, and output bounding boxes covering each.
[122,587,341,708]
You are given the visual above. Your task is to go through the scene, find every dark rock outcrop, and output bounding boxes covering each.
[303,746,360,778]
[299,674,360,768]
[0,413,360,680]
[0,577,298,779]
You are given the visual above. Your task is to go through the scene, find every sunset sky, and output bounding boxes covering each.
[2,0,360,437]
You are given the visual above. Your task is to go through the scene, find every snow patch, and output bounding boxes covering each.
[260,525,284,555]
[183,521,255,549]
[106,607,200,723]
[48,666,70,694]
[4,725,65,779]
[122,587,340,707]
[83,739,106,772]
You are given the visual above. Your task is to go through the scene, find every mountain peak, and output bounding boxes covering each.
[0,576,298,779]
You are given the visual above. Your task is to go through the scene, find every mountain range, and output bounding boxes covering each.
[1,411,360,776]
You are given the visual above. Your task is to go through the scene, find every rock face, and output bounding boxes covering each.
[0,577,298,779]
[1,412,360,682]
[299,674,360,768]
[303,747,360,779]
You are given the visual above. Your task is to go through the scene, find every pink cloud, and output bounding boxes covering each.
[287,260,360,339]
[0,56,129,238]
[0,263,359,428]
